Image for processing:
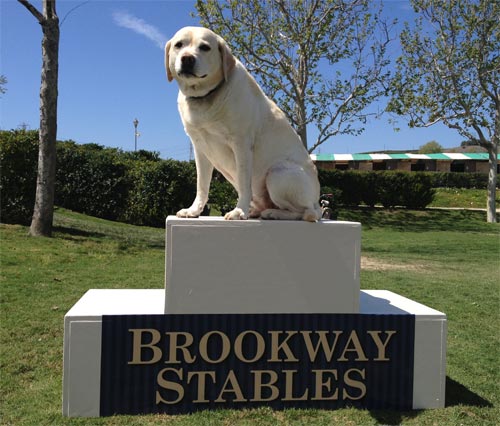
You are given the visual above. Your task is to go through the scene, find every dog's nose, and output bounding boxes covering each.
[181,55,195,71]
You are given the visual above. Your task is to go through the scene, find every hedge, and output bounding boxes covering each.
[2,129,493,227]
[318,169,435,209]
[0,130,38,225]
[122,160,196,227]
[56,142,131,221]
[427,172,490,189]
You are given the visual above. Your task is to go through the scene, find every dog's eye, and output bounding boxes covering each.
[199,44,211,52]
[174,41,183,49]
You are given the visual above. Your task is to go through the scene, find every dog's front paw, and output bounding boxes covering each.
[176,208,200,218]
[224,207,248,220]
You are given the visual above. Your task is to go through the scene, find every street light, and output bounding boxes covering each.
[133,118,139,151]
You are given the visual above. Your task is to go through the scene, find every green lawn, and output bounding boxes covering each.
[430,187,499,209]
[1,207,499,425]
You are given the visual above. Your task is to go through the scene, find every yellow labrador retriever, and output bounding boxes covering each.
[165,27,321,221]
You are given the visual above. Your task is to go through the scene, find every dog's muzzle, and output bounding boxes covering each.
[178,55,207,79]
[181,55,195,72]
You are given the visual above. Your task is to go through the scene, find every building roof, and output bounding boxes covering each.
[310,153,497,162]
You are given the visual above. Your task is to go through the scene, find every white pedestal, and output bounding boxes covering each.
[165,217,361,314]
[63,218,446,417]
[63,289,446,416]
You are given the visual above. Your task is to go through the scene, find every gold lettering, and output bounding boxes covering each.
[199,331,231,363]
[250,370,279,402]
[311,369,339,400]
[268,331,299,362]
[338,330,369,361]
[215,370,247,402]
[367,330,396,361]
[301,331,343,362]
[166,332,196,364]
[128,328,162,365]
[234,330,265,363]
[283,370,309,401]
[156,367,184,405]
[343,368,366,401]
[187,371,216,403]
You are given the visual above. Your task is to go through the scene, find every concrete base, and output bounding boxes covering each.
[165,217,361,314]
[63,289,446,416]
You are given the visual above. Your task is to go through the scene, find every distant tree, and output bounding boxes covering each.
[0,75,7,96]
[18,0,60,236]
[196,0,393,152]
[419,141,443,154]
[388,0,499,223]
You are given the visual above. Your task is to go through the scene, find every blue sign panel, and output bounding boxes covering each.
[100,314,414,415]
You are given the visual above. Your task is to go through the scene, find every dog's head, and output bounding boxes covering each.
[165,27,236,97]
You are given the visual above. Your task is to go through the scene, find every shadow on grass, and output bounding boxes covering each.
[368,376,492,426]
[338,207,496,233]
[53,225,106,239]
[369,410,420,426]
[445,376,493,408]
[52,225,165,249]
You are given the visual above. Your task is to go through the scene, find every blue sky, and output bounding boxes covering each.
[1,0,463,160]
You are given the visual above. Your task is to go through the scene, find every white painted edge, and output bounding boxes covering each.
[413,318,447,409]
[63,319,102,417]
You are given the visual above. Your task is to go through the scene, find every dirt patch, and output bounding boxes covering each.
[361,256,426,272]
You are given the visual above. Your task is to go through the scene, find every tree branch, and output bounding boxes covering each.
[17,0,45,24]
[60,0,89,27]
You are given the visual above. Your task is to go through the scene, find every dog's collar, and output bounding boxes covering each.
[187,79,225,100]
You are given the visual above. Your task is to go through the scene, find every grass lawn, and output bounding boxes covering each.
[430,187,499,210]
[1,207,499,425]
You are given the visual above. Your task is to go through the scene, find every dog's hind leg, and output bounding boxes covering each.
[263,161,321,222]
[260,209,303,220]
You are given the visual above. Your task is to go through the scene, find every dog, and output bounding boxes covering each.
[165,26,321,221]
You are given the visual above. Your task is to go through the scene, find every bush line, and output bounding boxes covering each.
[1,130,492,226]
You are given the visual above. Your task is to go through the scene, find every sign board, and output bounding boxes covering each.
[100,313,415,415]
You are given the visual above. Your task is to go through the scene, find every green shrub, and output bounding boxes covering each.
[376,172,432,208]
[55,142,131,221]
[428,172,491,189]
[208,173,237,214]
[318,169,435,209]
[338,171,365,206]
[361,172,379,207]
[0,130,38,225]
[402,173,435,209]
[123,160,196,227]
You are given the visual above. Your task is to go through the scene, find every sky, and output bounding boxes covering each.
[1,0,464,161]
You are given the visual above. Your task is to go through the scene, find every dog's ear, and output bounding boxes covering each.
[218,38,236,81]
[165,40,173,82]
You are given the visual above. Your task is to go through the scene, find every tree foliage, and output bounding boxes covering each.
[196,0,393,152]
[419,140,443,154]
[387,0,499,222]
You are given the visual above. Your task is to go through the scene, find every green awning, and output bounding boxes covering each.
[464,153,489,160]
[352,154,372,161]
[427,153,451,160]
[388,154,411,160]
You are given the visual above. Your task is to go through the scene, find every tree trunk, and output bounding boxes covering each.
[29,11,59,236]
[295,99,308,150]
[486,143,498,223]
[297,123,307,151]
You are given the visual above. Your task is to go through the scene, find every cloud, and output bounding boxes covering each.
[112,11,167,49]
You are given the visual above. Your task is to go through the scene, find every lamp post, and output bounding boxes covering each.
[133,118,139,151]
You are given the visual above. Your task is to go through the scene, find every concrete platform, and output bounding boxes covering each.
[63,289,446,416]
[165,216,361,314]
